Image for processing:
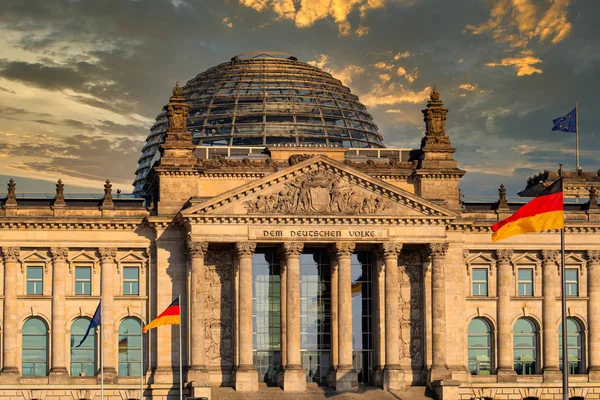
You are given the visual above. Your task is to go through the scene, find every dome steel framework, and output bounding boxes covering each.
[134,52,385,193]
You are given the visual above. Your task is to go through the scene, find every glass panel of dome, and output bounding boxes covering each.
[298,126,325,135]
[296,116,323,125]
[323,109,343,118]
[266,124,295,134]
[266,136,297,145]
[208,107,233,116]
[350,130,367,140]
[236,104,264,114]
[240,89,263,96]
[205,126,232,135]
[266,115,294,123]
[234,115,263,124]
[212,97,235,105]
[318,98,336,107]
[326,128,350,137]
[352,140,371,148]
[299,137,326,144]
[347,120,364,129]
[265,103,293,112]
[266,96,291,103]
[266,88,289,96]
[293,89,312,96]
[233,124,263,134]
[203,139,229,146]
[323,117,346,127]
[232,137,264,146]
[206,117,233,126]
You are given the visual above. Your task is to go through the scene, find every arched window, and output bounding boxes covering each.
[70,318,96,376]
[118,318,142,377]
[559,318,583,374]
[468,318,492,375]
[22,318,48,376]
[514,318,538,375]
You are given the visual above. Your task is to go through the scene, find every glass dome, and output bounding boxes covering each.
[133,52,385,194]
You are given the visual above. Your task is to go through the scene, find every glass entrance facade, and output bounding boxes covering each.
[252,249,281,384]
[351,252,374,385]
[300,249,332,383]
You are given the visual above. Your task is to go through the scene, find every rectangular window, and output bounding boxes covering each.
[472,268,488,296]
[123,267,139,295]
[27,266,43,295]
[75,266,91,295]
[565,268,579,296]
[518,268,534,296]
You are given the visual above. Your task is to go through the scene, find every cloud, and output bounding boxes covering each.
[308,54,364,85]
[222,17,233,28]
[385,109,403,113]
[0,86,16,94]
[396,65,418,83]
[360,83,430,107]
[393,51,411,60]
[486,53,543,76]
[355,25,370,36]
[373,61,394,70]
[459,83,479,91]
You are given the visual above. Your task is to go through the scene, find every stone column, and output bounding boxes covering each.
[335,242,357,392]
[429,243,450,382]
[186,240,211,396]
[0,247,20,382]
[373,249,386,388]
[588,250,600,380]
[49,247,69,383]
[495,250,517,382]
[282,242,305,392]
[277,248,287,388]
[99,247,118,382]
[542,250,561,382]
[234,242,258,392]
[326,250,339,387]
[382,242,405,391]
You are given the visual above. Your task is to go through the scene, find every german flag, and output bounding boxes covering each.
[142,297,180,333]
[492,179,564,242]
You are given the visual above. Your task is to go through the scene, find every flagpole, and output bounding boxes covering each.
[101,296,104,400]
[179,293,183,400]
[576,101,580,171]
[140,296,144,400]
[559,165,569,400]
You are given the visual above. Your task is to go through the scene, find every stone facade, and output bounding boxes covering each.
[0,86,598,400]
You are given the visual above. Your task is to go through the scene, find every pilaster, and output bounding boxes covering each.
[326,249,339,388]
[0,247,20,383]
[49,247,69,383]
[429,242,450,382]
[496,249,517,382]
[99,247,118,382]
[541,250,561,382]
[588,250,600,380]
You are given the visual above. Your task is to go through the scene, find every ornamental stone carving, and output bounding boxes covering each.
[398,258,424,369]
[381,242,403,258]
[98,248,117,262]
[1,247,20,262]
[187,240,208,259]
[282,242,303,258]
[235,242,256,257]
[495,249,514,264]
[244,169,391,215]
[541,250,560,265]
[587,250,600,264]
[50,248,69,262]
[428,243,448,258]
[335,242,355,258]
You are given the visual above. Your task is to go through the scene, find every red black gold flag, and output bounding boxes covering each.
[142,297,180,333]
[492,179,564,242]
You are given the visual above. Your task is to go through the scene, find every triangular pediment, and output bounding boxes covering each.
[182,156,456,221]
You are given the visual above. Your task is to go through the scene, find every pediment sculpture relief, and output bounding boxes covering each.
[244,170,391,215]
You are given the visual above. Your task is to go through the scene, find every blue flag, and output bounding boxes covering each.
[75,300,101,348]
[552,107,577,133]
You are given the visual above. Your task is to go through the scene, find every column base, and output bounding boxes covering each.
[235,365,258,392]
[187,365,210,385]
[383,366,405,391]
[335,366,357,393]
[428,364,451,383]
[0,367,20,384]
[283,366,306,392]
[373,366,384,388]
[497,367,517,382]
[543,367,562,382]
[431,378,461,400]
[190,380,212,400]
[48,367,69,384]
[588,366,600,381]
[99,367,118,384]
[326,366,336,388]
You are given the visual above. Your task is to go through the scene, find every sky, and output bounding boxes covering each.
[0,0,598,199]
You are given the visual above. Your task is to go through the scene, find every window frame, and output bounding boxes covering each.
[26,265,44,295]
[70,317,96,377]
[565,268,579,297]
[471,268,489,296]
[22,317,48,377]
[517,268,534,297]
[513,318,538,375]
[118,317,143,377]
[559,318,584,374]
[122,265,140,296]
[74,266,92,296]
[467,318,493,376]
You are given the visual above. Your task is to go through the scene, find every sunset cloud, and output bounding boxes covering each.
[486,53,543,76]
[459,83,479,91]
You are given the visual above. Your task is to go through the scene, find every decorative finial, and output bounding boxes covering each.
[172,81,183,97]
[101,179,114,208]
[5,178,17,206]
[430,86,440,101]
[54,178,65,206]
[497,183,509,209]
[589,186,598,210]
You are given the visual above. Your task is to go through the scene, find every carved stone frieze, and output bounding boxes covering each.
[381,242,403,258]
[186,240,208,259]
[495,249,514,264]
[541,250,560,265]
[244,169,391,215]
[1,247,20,262]
[197,157,279,171]
[203,250,234,366]
[428,243,448,258]
[335,242,355,258]
[398,257,424,371]
[587,250,600,264]
[235,242,256,257]
[282,242,303,258]
[50,247,69,262]
[98,248,117,262]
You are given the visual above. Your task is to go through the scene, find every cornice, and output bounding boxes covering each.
[447,221,600,234]
[0,218,146,230]
[185,214,453,225]
[155,170,267,179]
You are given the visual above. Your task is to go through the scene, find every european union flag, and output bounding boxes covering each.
[552,107,577,133]
[75,300,101,348]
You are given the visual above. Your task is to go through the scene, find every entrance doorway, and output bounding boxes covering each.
[351,252,374,385]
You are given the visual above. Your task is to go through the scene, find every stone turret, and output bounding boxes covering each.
[158,82,196,167]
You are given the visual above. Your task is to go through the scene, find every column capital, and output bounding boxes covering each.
[335,242,355,258]
[235,242,256,258]
[50,247,69,262]
[186,240,208,259]
[541,250,560,265]
[98,247,117,262]
[428,242,448,259]
[1,247,20,262]
[282,242,303,258]
[495,249,514,264]
[587,250,600,264]
[381,242,403,258]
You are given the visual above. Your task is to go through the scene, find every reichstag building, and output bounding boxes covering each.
[1,51,599,400]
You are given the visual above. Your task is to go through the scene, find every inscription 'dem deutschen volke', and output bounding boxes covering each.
[248,228,389,240]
